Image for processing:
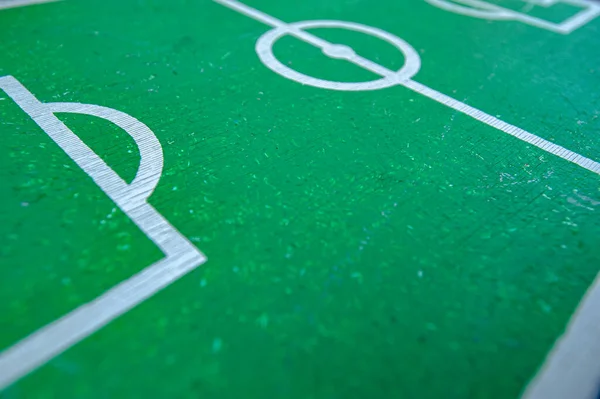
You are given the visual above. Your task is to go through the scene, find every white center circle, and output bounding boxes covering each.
[255,20,422,91]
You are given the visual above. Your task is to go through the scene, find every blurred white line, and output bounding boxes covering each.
[0,0,60,11]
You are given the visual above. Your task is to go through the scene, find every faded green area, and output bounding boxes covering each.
[0,0,599,398]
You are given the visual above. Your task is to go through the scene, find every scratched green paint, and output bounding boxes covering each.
[0,0,599,398]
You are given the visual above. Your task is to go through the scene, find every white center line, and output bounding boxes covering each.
[213,2,600,399]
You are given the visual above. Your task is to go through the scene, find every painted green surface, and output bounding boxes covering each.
[1,0,599,397]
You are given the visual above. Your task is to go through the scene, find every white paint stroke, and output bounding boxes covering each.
[403,79,600,176]
[255,19,420,91]
[214,1,600,398]
[424,0,600,34]
[0,76,206,389]
[217,0,600,177]
[521,272,600,399]
[0,0,60,11]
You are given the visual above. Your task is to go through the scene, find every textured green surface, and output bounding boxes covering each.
[1,0,600,397]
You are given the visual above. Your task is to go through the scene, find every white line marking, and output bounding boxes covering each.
[0,76,206,389]
[218,0,600,177]
[255,19,420,91]
[424,0,600,34]
[214,1,600,397]
[558,1,600,33]
[214,0,342,51]
[403,79,600,176]
[526,0,560,7]
[522,273,600,399]
[214,0,285,28]
[0,0,59,11]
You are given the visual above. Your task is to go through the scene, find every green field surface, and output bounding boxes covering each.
[1,0,600,398]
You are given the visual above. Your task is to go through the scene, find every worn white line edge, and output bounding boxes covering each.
[217,0,600,177]
[423,0,600,34]
[0,0,60,11]
[0,252,206,389]
[403,79,600,176]
[521,272,600,399]
[215,1,600,398]
[0,76,207,389]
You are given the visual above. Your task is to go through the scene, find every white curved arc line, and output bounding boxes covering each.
[256,19,422,91]
[292,20,420,79]
[0,77,133,205]
[217,0,600,176]
[214,2,600,399]
[48,102,164,203]
[0,75,206,390]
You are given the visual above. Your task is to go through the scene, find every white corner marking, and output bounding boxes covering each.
[0,76,207,389]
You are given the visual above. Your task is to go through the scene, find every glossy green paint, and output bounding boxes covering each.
[0,0,599,397]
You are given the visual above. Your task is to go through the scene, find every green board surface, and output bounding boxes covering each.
[1,0,600,398]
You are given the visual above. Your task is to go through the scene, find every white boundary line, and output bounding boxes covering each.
[216,0,600,176]
[214,1,600,398]
[423,0,600,34]
[0,0,597,394]
[0,76,206,389]
[522,274,600,399]
[0,0,60,11]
